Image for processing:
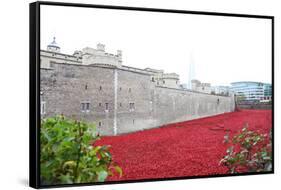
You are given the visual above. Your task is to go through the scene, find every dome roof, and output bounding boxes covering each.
[47,37,60,49]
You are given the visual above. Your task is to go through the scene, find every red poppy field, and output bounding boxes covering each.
[95,109,272,181]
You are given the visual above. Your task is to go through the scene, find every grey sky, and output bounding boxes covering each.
[41,5,272,86]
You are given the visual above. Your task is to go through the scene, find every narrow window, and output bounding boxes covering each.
[129,103,135,111]
[81,103,85,112]
[99,122,102,127]
[41,101,46,115]
[81,102,90,112]
[85,84,88,90]
[119,87,122,91]
[133,119,135,124]
[152,77,155,82]
[99,103,102,107]
[120,103,122,107]
[86,103,90,111]
[99,86,102,91]
[49,62,54,67]
[163,80,165,84]
[105,103,109,111]
[129,88,131,93]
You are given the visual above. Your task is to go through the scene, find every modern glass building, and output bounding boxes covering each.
[230,81,272,102]
[263,83,272,100]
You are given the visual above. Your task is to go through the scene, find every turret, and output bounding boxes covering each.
[97,43,105,51]
[47,37,60,53]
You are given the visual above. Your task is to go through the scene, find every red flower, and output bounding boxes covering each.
[95,110,272,181]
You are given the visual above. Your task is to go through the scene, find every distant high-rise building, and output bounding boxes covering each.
[187,53,196,89]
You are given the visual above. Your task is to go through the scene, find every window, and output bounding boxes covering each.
[49,61,55,67]
[85,84,88,90]
[163,80,165,84]
[81,102,90,112]
[99,103,102,107]
[99,122,102,127]
[86,103,90,110]
[99,86,102,91]
[129,88,131,93]
[105,103,109,112]
[120,103,122,107]
[41,101,46,115]
[129,103,135,111]
[151,77,155,82]
[119,87,122,91]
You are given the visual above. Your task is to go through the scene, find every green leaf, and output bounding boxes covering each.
[97,170,108,182]
[114,166,123,177]
[40,116,120,184]
[58,174,73,184]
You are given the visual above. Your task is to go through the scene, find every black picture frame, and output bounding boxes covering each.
[30,1,274,189]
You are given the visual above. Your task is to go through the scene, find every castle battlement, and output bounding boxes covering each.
[81,44,122,67]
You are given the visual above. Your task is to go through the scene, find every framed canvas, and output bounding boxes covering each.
[29,1,274,188]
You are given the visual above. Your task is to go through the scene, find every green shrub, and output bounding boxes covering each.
[40,115,122,185]
[220,123,272,173]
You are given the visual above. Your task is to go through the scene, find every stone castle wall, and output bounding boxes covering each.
[41,62,235,136]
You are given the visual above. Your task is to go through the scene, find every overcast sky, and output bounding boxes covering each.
[41,5,272,86]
